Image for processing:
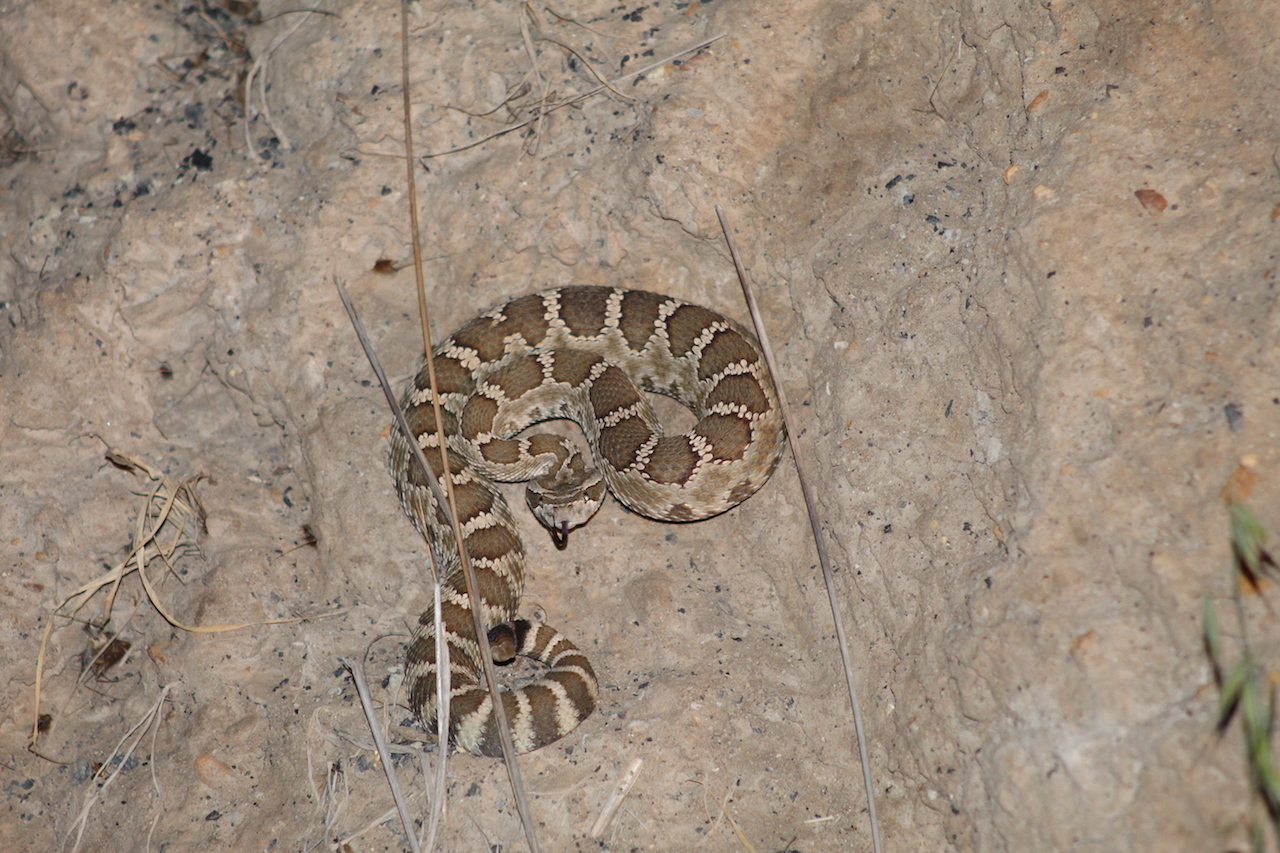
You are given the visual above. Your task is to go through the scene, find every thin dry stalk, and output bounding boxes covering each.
[541,4,619,52]
[304,714,325,813]
[345,656,422,853]
[397,16,457,839]
[443,80,534,119]
[420,33,725,159]
[144,811,162,853]
[695,778,738,850]
[305,759,350,853]
[62,683,172,853]
[724,811,760,853]
[243,8,318,155]
[716,205,883,853]
[396,1,544,847]
[539,35,632,102]
[421,581,449,853]
[309,724,425,759]
[518,4,552,157]
[75,598,143,693]
[336,803,406,850]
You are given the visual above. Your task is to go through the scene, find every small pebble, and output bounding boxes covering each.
[194,753,235,790]
[1135,188,1167,214]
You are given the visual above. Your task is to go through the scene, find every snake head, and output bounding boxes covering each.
[526,466,607,549]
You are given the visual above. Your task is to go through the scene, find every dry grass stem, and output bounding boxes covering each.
[725,811,759,853]
[30,448,319,754]
[337,804,408,850]
[62,683,172,853]
[699,779,737,850]
[243,7,319,155]
[344,655,422,853]
[716,205,883,853]
[145,811,162,853]
[303,758,350,853]
[443,81,534,119]
[396,0,542,845]
[423,581,449,852]
[541,4,619,45]
[420,33,725,159]
[518,3,552,157]
[396,11,456,846]
[542,35,632,101]
[308,719,426,759]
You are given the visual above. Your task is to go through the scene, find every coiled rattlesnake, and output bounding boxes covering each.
[389,286,785,755]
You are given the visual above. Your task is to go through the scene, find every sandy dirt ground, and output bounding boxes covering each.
[2,0,1279,851]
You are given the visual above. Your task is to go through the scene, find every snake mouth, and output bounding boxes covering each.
[551,519,570,551]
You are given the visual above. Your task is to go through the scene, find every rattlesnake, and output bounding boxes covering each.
[389,286,785,755]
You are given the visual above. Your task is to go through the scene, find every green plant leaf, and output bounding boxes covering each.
[1232,500,1275,586]
[1221,657,1251,730]
[1204,596,1225,683]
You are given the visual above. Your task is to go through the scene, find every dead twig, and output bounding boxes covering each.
[519,3,552,157]
[541,4,618,44]
[319,11,456,852]
[539,35,632,102]
[421,581,448,852]
[441,80,533,119]
[716,204,883,853]
[343,656,422,853]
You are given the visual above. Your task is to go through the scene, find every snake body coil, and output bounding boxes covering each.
[390,286,784,755]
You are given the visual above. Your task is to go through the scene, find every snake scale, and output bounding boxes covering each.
[389,285,785,755]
